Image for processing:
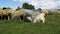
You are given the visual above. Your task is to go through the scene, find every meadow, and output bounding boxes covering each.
[0,14,60,34]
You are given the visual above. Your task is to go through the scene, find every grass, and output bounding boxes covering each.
[0,15,60,34]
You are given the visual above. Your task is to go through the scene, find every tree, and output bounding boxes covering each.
[22,2,35,10]
[16,7,21,10]
[7,7,11,9]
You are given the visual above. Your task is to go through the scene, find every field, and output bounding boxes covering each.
[0,15,60,34]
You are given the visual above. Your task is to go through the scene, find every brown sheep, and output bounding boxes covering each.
[11,9,24,21]
[2,9,15,20]
[0,9,3,20]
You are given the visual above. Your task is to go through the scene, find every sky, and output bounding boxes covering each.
[0,0,60,10]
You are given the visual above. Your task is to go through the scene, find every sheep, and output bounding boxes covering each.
[0,9,8,20]
[22,9,45,23]
[2,9,15,20]
[26,12,45,23]
[2,9,10,20]
[0,9,3,20]
[42,9,49,16]
[33,12,45,23]
[7,10,15,20]
[11,9,24,21]
[0,9,15,20]
[22,9,41,22]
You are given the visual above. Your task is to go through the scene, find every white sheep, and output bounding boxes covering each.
[27,12,45,23]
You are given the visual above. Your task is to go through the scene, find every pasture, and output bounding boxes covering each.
[0,14,60,34]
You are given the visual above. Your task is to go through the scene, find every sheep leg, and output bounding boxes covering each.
[8,16,10,20]
[11,16,14,20]
[33,19,36,23]
[31,16,36,23]
[42,18,45,23]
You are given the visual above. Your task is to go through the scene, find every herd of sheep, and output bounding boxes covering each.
[0,9,49,23]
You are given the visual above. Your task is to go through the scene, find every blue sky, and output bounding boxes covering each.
[0,0,23,9]
[0,0,60,9]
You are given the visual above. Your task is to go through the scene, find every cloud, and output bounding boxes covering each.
[13,0,60,9]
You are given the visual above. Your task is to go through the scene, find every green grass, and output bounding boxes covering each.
[0,15,60,34]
